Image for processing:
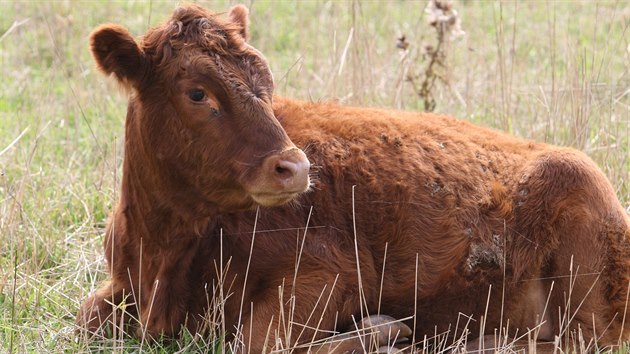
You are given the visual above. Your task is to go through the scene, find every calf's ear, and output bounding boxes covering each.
[229,5,250,41]
[90,24,146,87]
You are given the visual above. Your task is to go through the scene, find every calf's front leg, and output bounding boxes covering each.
[137,239,202,339]
[233,273,412,353]
[77,279,136,338]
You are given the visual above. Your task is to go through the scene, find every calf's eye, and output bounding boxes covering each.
[188,89,205,102]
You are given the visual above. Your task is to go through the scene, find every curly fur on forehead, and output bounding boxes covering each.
[141,3,249,67]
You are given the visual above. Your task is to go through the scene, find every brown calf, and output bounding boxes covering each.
[78,4,630,352]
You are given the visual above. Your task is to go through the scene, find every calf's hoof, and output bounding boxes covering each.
[357,314,413,345]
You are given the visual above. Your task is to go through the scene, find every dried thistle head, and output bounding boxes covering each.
[425,0,465,40]
[435,0,453,12]
[397,35,410,50]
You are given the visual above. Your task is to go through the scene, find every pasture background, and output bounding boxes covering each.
[0,0,629,352]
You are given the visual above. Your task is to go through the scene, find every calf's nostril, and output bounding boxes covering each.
[275,165,287,176]
[274,161,297,179]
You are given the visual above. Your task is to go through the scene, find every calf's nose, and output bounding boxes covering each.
[266,148,310,191]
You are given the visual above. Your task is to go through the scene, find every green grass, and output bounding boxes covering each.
[1,0,628,352]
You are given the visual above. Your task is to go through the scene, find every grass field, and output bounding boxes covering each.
[1,0,629,352]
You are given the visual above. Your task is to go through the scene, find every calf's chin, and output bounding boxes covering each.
[250,191,302,207]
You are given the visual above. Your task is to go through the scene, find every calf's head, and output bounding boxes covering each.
[90,4,310,210]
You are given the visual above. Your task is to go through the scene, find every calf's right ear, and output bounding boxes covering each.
[90,24,146,87]
[229,5,250,41]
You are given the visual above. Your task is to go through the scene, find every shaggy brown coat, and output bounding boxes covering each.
[78,4,630,352]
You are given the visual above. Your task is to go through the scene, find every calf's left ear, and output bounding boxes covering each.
[229,4,250,41]
[90,24,146,88]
